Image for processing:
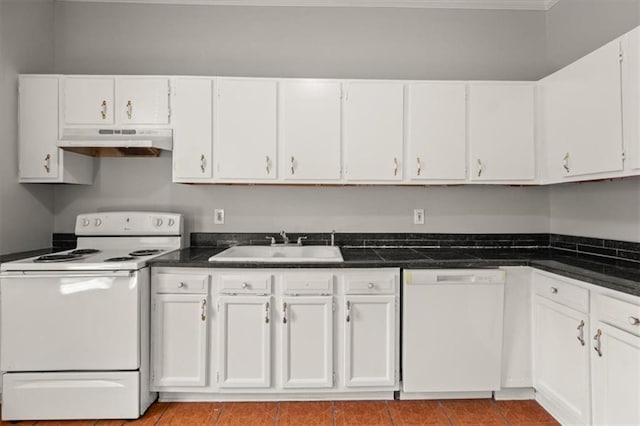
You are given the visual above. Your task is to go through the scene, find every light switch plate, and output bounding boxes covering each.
[413,209,425,225]
[214,209,225,225]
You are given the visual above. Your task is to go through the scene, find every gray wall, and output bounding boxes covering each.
[0,0,55,255]
[53,2,547,80]
[51,1,552,235]
[546,0,640,242]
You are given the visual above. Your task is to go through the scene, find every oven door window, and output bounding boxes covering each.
[1,271,140,371]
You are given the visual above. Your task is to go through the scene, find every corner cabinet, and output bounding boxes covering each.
[150,267,399,398]
[18,75,93,184]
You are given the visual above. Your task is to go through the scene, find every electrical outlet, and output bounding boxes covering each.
[214,209,225,225]
[413,209,425,225]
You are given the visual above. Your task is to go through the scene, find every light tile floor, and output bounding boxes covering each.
[0,399,560,426]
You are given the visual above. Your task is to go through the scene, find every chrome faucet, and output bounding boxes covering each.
[280,230,290,245]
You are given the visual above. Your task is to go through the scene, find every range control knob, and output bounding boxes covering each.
[154,218,164,227]
[94,218,102,227]
[81,218,90,227]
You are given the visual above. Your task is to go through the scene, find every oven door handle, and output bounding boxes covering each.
[2,271,135,279]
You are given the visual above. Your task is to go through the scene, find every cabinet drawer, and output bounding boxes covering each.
[155,274,209,294]
[282,273,334,295]
[344,272,397,294]
[218,273,273,294]
[534,273,589,313]
[594,294,640,336]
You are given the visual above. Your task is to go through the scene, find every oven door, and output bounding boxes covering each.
[1,270,142,371]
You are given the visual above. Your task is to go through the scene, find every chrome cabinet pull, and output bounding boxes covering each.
[282,302,288,324]
[593,329,603,357]
[44,154,51,173]
[290,156,295,175]
[629,316,640,326]
[178,282,185,289]
[126,100,133,119]
[265,156,271,175]
[577,320,585,346]
[200,299,207,321]
[100,100,107,119]
[346,300,351,322]
[241,282,249,289]
[367,283,375,290]
[265,302,270,324]
[477,159,483,177]
[550,287,558,294]
[563,152,570,173]
[393,157,398,177]
[200,154,206,173]
[416,157,421,176]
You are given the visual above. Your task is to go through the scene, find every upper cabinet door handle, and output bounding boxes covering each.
[393,157,399,177]
[100,100,107,119]
[44,154,51,173]
[290,156,295,175]
[126,100,133,119]
[200,154,206,173]
[563,152,570,173]
[416,157,421,177]
[477,159,483,177]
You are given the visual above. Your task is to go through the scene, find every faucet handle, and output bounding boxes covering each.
[296,236,308,245]
[265,236,276,245]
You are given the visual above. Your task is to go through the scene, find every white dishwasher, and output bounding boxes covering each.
[401,269,505,399]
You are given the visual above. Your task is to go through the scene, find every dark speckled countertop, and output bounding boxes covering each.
[150,247,640,297]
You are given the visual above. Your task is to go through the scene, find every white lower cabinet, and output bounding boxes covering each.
[151,267,399,399]
[343,295,396,388]
[281,296,333,388]
[218,295,272,388]
[151,271,211,391]
[591,293,640,425]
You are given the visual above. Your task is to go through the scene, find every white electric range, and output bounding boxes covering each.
[0,212,184,421]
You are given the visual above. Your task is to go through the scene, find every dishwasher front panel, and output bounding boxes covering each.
[402,269,505,394]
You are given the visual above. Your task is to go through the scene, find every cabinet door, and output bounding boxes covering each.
[172,78,213,180]
[63,77,114,125]
[468,83,535,181]
[343,83,403,181]
[591,322,640,426]
[281,296,333,388]
[543,38,623,180]
[19,76,60,179]
[151,294,208,388]
[116,78,170,125]
[343,295,396,387]
[407,83,466,180]
[280,81,341,181]
[218,295,271,388]
[534,296,590,424]
[216,79,277,180]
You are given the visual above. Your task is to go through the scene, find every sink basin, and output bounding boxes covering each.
[209,245,343,263]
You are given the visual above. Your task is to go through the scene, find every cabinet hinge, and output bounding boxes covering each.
[332,372,336,386]
[619,49,624,62]
[622,150,626,161]
[332,301,336,312]
[216,371,220,383]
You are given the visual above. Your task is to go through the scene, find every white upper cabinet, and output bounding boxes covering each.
[115,77,171,125]
[541,37,624,181]
[279,81,342,181]
[407,83,467,181]
[215,79,277,180]
[19,75,93,184]
[172,78,213,181]
[622,27,640,171]
[343,82,404,181]
[63,77,115,125]
[62,76,170,127]
[468,83,535,181]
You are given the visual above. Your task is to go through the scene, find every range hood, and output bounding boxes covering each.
[58,128,173,157]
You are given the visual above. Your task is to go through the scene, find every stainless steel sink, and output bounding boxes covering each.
[208,245,343,263]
